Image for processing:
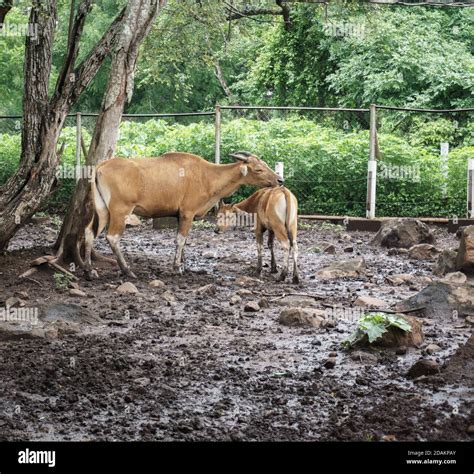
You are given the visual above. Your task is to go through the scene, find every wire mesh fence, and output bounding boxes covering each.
[1,104,473,219]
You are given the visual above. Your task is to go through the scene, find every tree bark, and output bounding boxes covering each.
[0,1,128,251]
[56,0,166,267]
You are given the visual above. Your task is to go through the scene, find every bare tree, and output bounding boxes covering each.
[55,0,167,270]
[0,0,130,251]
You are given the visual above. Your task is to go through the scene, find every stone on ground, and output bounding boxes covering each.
[278,308,328,328]
[407,359,440,378]
[353,295,388,308]
[370,218,434,249]
[434,249,458,276]
[316,258,366,279]
[408,244,440,261]
[456,225,474,273]
[116,282,139,294]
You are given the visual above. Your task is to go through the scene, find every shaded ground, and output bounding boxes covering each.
[0,219,472,441]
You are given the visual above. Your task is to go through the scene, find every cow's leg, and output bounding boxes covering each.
[255,223,266,275]
[174,213,193,274]
[268,230,277,273]
[292,240,300,284]
[106,206,136,279]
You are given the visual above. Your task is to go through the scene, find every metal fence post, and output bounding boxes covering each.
[440,142,449,198]
[366,104,377,219]
[76,112,81,182]
[468,158,474,218]
[215,104,221,164]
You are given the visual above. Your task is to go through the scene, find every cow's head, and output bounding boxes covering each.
[230,151,283,188]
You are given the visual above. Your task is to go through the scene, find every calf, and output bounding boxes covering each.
[216,187,299,283]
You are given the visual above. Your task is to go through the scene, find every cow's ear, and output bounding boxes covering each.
[230,151,250,162]
[240,165,248,176]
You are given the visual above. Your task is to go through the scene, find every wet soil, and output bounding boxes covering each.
[0,219,472,441]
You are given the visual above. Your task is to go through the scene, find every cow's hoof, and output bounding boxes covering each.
[174,265,185,275]
[270,266,278,274]
[292,275,300,284]
[278,272,287,282]
[123,270,137,279]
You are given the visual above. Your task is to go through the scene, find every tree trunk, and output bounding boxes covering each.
[0,0,128,251]
[56,0,166,268]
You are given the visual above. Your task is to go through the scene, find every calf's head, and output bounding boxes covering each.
[230,151,283,188]
[215,203,239,234]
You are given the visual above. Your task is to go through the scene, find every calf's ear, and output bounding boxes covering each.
[240,165,248,176]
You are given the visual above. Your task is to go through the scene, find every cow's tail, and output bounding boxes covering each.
[89,167,110,238]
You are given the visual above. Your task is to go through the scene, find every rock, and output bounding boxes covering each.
[441,272,467,285]
[161,290,177,304]
[395,346,407,355]
[370,218,434,249]
[275,295,319,308]
[316,258,366,280]
[353,295,388,308]
[323,357,337,369]
[350,350,378,365]
[40,303,103,326]
[203,251,217,259]
[426,343,441,354]
[465,315,474,325]
[195,283,216,296]
[14,290,29,299]
[149,279,165,288]
[343,246,354,253]
[236,289,253,296]
[355,315,423,349]
[407,359,440,378]
[230,294,242,306]
[456,225,474,273]
[69,288,86,297]
[408,244,440,261]
[0,322,47,341]
[341,233,352,241]
[385,274,413,286]
[323,244,336,254]
[278,308,327,328]
[125,214,142,227]
[116,282,139,294]
[395,281,474,318]
[236,276,263,286]
[259,298,270,309]
[434,249,458,276]
[244,301,260,312]
[467,425,474,435]
[328,351,337,357]
[5,296,26,308]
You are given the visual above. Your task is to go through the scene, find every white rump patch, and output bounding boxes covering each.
[275,195,286,223]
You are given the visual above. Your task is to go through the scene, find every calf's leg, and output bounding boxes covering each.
[292,241,300,284]
[268,231,278,273]
[255,223,265,275]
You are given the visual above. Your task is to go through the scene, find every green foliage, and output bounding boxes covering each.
[0,118,471,217]
[343,312,412,348]
[53,272,74,291]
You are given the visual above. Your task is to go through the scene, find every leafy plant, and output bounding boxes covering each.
[343,312,412,348]
[53,272,74,291]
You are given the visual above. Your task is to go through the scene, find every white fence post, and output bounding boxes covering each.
[215,104,221,165]
[468,158,474,218]
[440,142,449,198]
[366,104,377,219]
[76,112,81,182]
[275,162,284,180]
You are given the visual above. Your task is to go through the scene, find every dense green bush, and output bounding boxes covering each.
[0,118,471,217]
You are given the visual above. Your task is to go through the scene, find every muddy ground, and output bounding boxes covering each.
[0,218,472,441]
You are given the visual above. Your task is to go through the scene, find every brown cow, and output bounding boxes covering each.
[216,187,299,283]
[84,151,282,278]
